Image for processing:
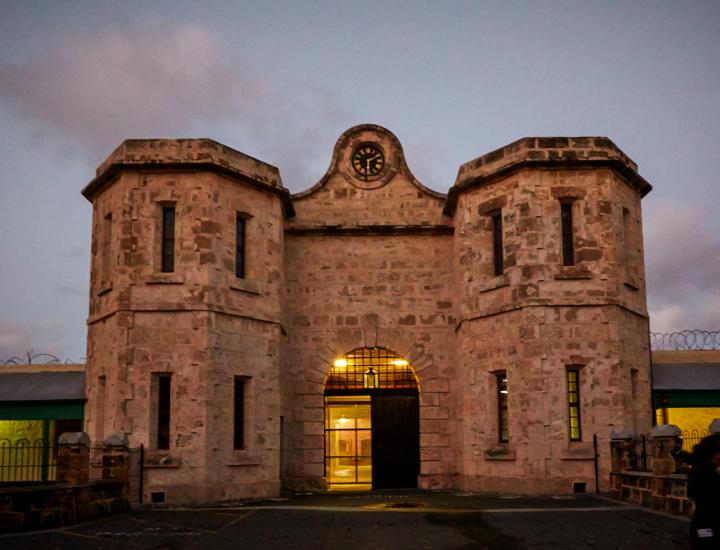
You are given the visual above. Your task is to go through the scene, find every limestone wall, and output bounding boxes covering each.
[281,232,457,489]
[82,127,653,501]
[282,125,458,490]
[84,144,286,503]
[288,124,448,228]
[451,159,651,493]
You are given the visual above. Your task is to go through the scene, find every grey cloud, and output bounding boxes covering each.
[0,23,348,188]
[0,318,75,362]
[402,140,450,191]
[645,198,720,332]
[57,246,87,259]
[0,23,272,157]
[54,284,85,297]
[0,330,31,360]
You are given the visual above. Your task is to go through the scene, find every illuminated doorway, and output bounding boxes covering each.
[325,397,372,488]
[324,347,419,490]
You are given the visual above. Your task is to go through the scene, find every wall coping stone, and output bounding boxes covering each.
[610,428,635,440]
[651,424,682,438]
[58,431,90,445]
[612,470,688,481]
[104,433,129,446]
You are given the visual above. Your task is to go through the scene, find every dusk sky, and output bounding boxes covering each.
[0,1,718,362]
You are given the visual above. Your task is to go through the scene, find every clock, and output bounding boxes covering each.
[352,144,385,178]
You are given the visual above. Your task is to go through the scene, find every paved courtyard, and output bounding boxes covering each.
[0,492,689,549]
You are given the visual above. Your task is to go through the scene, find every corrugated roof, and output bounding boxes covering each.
[0,372,86,402]
[652,363,720,391]
[652,350,720,364]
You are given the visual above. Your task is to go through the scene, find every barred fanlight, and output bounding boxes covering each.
[325,347,418,392]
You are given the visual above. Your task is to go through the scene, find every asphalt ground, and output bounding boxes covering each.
[0,491,690,549]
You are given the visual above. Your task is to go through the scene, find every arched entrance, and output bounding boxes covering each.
[324,347,419,490]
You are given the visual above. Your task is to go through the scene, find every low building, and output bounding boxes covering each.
[0,363,85,482]
[81,124,653,503]
[652,349,720,445]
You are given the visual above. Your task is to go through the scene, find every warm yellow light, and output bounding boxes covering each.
[334,358,347,368]
[391,359,408,366]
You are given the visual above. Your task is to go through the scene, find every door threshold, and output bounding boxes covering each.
[327,484,372,492]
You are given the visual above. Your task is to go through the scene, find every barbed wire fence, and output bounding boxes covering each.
[650,329,720,351]
[2,332,718,363]
[1,349,85,366]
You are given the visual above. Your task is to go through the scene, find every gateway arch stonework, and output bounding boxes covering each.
[82,124,652,503]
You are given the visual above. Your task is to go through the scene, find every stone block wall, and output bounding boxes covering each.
[83,141,287,503]
[282,125,457,490]
[610,428,694,516]
[81,126,653,501]
[0,436,130,532]
[451,152,651,493]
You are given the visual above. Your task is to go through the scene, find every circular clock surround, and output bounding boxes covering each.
[351,143,385,179]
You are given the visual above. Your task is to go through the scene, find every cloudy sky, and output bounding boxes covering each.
[0,1,718,361]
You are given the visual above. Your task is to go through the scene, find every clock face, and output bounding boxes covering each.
[352,145,385,178]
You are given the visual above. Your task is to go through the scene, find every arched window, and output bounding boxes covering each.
[325,347,418,392]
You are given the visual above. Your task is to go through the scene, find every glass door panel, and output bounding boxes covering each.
[357,457,372,483]
[328,405,357,429]
[325,399,371,488]
[356,406,371,429]
[328,429,355,457]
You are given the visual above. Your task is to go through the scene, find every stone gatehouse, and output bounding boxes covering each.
[81,124,653,504]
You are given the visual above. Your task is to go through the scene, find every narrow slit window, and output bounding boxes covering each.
[497,373,509,443]
[234,377,246,449]
[567,369,582,441]
[561,202,575,266]
[492,211,504,276]
[236,215,246,279]
[622,207,637,281]
[161,206,176,273]
[102,212,112,281]
[622,207,631,266]
[157,375,171,450]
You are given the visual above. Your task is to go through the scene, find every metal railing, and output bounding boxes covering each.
[681,429,710,453]
[89,443,129,482]
[0,438,68,484]
[627,435,650,472]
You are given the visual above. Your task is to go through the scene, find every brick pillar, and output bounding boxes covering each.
[58,432,91,485]
[610,428,635,472]
[649,424,682,475]
[103,433,130,482]
[648,425,683,512]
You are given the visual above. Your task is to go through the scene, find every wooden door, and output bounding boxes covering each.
[371,394,419,489]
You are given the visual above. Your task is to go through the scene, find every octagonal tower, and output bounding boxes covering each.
[82,139,291,503]
[449,137,653,493]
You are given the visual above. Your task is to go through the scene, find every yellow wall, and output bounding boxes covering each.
[0,419,44,444]
[0,420,59,482]
[659,407,720,436]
